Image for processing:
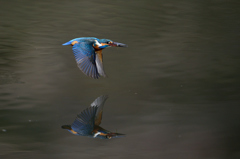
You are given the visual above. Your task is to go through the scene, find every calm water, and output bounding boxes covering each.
[1,0,240,159]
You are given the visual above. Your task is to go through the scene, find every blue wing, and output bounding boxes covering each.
[72,42,100,79]
[71,106,98,136]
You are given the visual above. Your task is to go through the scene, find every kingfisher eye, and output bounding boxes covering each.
[107,41,112,44]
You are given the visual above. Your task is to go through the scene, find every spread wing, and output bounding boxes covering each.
[90,95,108,126]
[71,106,98,135]
[95,50,106,77]
[72,42,100,79]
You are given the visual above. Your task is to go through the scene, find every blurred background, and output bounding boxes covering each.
[0,0,240,158]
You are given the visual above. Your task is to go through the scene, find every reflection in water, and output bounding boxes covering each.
[62,95,125,139]
[1,0,240,158]
[62,37,127,79]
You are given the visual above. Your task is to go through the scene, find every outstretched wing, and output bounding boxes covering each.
[72,42,100,79]
[95,50,106,77]
[71,106,98,135]
[90,95,108,126]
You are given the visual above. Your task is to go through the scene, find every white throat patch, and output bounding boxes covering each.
[95,40,102,47]
[93,132,101,138]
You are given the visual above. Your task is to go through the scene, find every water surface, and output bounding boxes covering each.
[0,0,240,159]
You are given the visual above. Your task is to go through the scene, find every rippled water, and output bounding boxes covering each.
[1,0,240,159]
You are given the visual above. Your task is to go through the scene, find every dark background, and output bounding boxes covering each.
[0,0,240,158]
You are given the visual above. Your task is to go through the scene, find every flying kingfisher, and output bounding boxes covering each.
[62,37,127,79]
[62,95,125,139]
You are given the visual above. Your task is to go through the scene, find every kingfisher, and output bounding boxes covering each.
[62,37,127,79]
[61,95,125,139]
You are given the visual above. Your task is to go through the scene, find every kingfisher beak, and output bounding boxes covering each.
[109,42,128,47]
[107,133,126,139]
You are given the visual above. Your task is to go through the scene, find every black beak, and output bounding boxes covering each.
[110,42,128,47]
[108,133,126,138]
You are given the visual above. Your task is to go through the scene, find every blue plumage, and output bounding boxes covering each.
[62,95,125,139]
[62,37,127,79]
[72,42,99,78]
[71,106,98,136]
[62,37,98,46]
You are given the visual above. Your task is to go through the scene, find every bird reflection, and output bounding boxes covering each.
[62,37,127,79]
[62,95,125,139]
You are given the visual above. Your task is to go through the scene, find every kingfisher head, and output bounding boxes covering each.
[93,39,128,50]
